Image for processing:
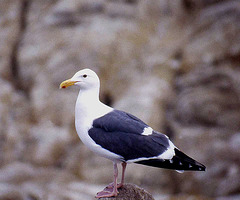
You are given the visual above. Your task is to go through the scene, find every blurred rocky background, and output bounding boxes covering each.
[0,0,240,199]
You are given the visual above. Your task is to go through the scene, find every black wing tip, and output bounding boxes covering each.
[174,148,206,171]
[134,148,206,171]
[135,158,206,171]
[197,163,206,171]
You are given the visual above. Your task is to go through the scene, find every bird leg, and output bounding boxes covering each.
[95,162,119,198]
[119,162,127,187]
[106,162,127,189]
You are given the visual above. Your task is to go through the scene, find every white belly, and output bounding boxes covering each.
[75,118,123,162]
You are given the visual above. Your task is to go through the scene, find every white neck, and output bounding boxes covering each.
[75,87,113,130]
[76,87,100,118]
[77,87,100,107]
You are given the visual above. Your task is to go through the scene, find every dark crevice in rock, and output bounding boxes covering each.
[101,92,114,107]
[182,0,197,12]
[182,0,229,12]
[52,11,83,27]
[163,122,175,140]
[125,0,138,4]
[10,0,30,98]
[212,53,240,66]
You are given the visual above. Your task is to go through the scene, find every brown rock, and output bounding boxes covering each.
[183,0,240,65]
[98,183,154,200]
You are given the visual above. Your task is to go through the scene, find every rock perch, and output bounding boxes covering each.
[97,183,155,200]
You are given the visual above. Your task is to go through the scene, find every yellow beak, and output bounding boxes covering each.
[59,79,78,89]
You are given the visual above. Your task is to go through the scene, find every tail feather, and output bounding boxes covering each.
[135,148,206,171]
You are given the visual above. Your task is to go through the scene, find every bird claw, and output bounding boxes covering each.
[95,187,118,198]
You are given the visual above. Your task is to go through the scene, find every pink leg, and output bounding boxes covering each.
[106,162,127,189]
[95,162,119,198]
[119,162,127,188]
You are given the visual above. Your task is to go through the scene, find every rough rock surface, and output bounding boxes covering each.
[98,183,155,200]
[0,0,240,199]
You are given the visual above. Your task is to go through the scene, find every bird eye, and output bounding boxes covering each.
[83,74,87,78]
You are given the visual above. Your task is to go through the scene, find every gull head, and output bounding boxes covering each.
[60,68,100,90]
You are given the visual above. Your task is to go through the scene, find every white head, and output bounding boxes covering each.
[60,68,100,91]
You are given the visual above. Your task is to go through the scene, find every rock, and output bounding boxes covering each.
[217,194,240,200]
[0,162,105,200]
[114,73,171,129]
[105,2,137,18]
[30,121,71,166]
[166,65,240,196]
[98,183,154,200]
[174,65,240,129]
[0,0,21,79]
[183,1,240,65]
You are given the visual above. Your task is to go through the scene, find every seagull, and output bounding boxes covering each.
[60,69,206,198]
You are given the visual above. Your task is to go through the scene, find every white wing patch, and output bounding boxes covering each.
[142,127,153,136]
[176,170,184,173]
[127,156,161,163]
[157,140,175,160]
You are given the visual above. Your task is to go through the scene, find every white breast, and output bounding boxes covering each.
[75,94,123,162]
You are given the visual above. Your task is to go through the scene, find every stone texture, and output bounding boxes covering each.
[0,162,103,200]
[0,0,21,79]
[183,1,240,65]
[98,183,154,200]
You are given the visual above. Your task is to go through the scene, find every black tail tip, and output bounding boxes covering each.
[194,161,206,171]
[199,164,206,171]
